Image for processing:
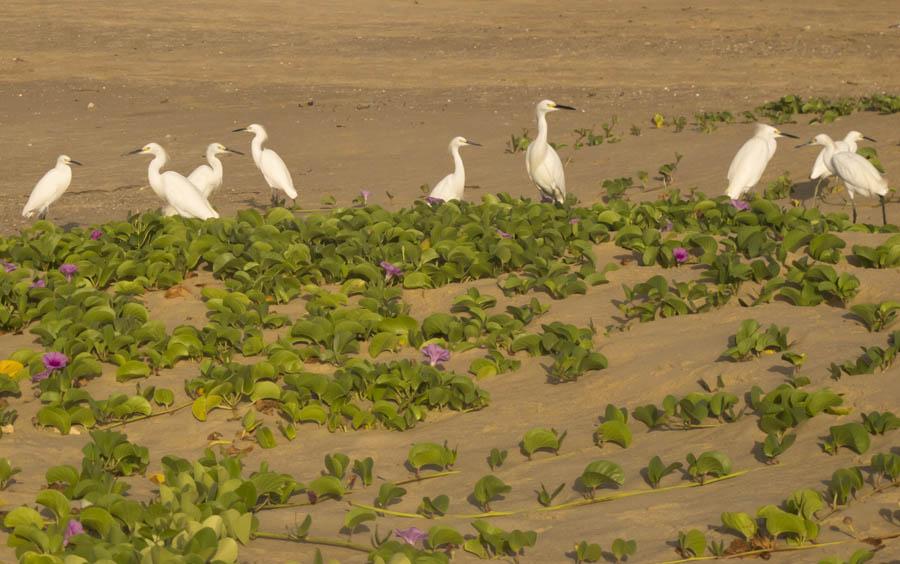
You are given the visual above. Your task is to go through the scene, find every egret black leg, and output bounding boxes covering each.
[851,199,857,224]
[880,195,887,226]
[812,178,824,202]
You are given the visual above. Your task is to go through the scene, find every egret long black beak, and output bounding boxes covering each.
[795,140,814,148]
[466,140,482,147]
[779,132,799,139]
[124,148,144,156]
[863,136,877,142]
[554,104,577,111]
[232,127,247,132]
[225,147,244,155]
[69,160,83,166]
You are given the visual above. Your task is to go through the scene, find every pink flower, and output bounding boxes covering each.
[90,229,103,240]
[360,190,371,204]
[673,247,689,264]
[59,263,78,282]
[661,220,674,233]
[394,526,427,546]
[422,344,450,367]
[380,261,403,280]
[30,279,46,289]
[425,196,444,206]
[496,229,512,239]
[569,218,580,225]
[2,261,16,273]
[63,519,84,546]
[730,199,750,211]
[43,352,69,370]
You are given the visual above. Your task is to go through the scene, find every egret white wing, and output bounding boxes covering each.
[260,149,297,199]
[23,168,69,217]
[429,174,458,201]
[831,153,888,197]
[726,137,770,198]
[810,149,831,179]
[187,165,217,198]
[530,146,566,203]
[161,172,219,219]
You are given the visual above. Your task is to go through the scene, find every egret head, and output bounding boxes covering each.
[59,155,82,166]
[844,131,876,144]
[450,136,481,149]
[755,123,798,139]
[210,143,244,156]
[796,133,834,149]
[536,99,576,114]
[233,123,265,135]
[125,143,164,157]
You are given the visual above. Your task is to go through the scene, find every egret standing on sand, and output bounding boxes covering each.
[233,124,298,206]
[22,155,82,219]
[831,151,889,225]
[188,143,244,199]
[725,123,798,200]
[428,136,481,202]
[809,131,876,200]
[126,143,219,220]
[526,99,576,204]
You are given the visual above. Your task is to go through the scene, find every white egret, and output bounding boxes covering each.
[233,124,298,206]
[831,151,888,225]
[188,143,244,199]
[126,143,219,220]
[427,136,481,202]
[22,155,82,219]
[725,123,798,200]
[526,99,576,204]
[809,130,876,199]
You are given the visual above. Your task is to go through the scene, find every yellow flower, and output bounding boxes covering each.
[148,473,166,485]
[0,360,24,380]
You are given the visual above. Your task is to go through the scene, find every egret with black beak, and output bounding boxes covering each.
[22,155,82,219]
[526,99,576,204]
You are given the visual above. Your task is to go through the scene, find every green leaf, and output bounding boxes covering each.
[36,489,70,522]
[403,272,432,289]
[472,475,511,510]
[308,476,345,500]
[36,406,71,435]
[721,512,757,541]
[255,426,277,449]
[428,525,464,549]
[115,360,150,381]
[678,529,706,557]
[152,387,175,407]
[521,427,565,458]
[3,506,44,530]
[827,422,871,455]
[191,394,223,422]
[250,381,281,402]
[343,507,376,533]
[580,460,625,493]
[79,506,116,536]
[595,420,632,448]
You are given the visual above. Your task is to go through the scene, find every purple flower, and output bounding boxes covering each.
[43,352,69,370]
[496,229,512,239]
[2,261,16,273]
[661,220,674,233]
[31,369,51,383]
[730,199,750,211]
[540,194,556,203]
[360,190,371,204]
[63,519,84,546]
[59,263,78,282]
[569,218,580,225]
[30,279,46,289]
[421,343,450,367]
[673,247,689,264]
[379,261,403,280]
[90,229,103,240]
[424,196,444,206]
[394,526,427,546]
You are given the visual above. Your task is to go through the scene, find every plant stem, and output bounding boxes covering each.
[352,467,768,520]
[253,531,370,553]
[657,533,900,564]
[97,401,193,430]
[257,470,459,512]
